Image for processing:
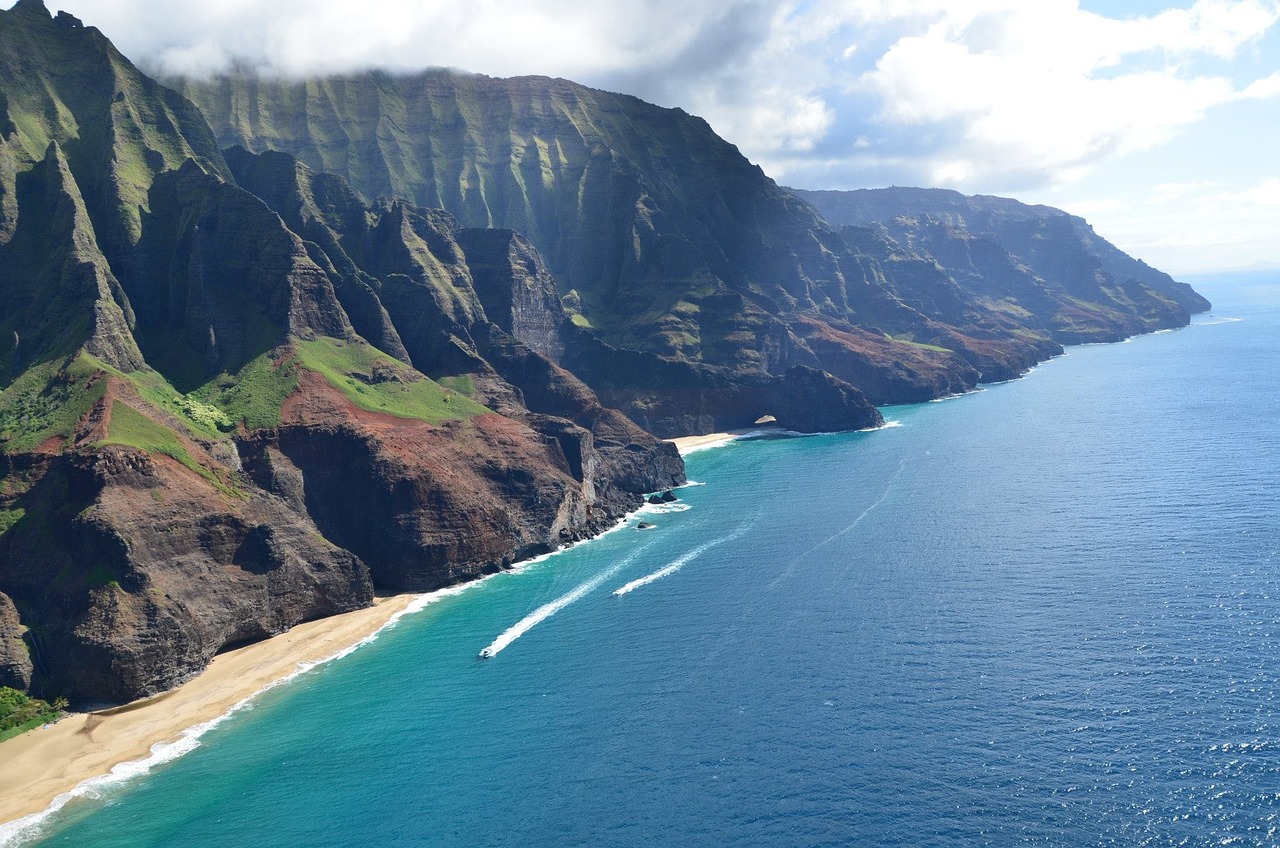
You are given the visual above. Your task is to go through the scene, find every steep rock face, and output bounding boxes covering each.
[175,72,1047,401]
[224,147,683,490]
[134,160,358,384]
[239,369,640,592]
[175,69,1209,415]
[470,325,684,491]
[0,0,229,265]
[174,70,842,365]
[0,141,142,377]
[0,590,31,690]
[787,316,979,405]
[559,328,883,436]
[0,407,373,702]
[457,228,565,361]
[0,7,686,704]
[793,186,1210,326]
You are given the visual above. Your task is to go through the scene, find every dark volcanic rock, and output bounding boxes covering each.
[0,437,373,703]
[0,14,688,703]
[0,591,32,691]
[560,329,883,437]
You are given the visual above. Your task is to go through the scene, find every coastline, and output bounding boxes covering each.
[0,321,1205,840]
[0,487,661,840]
[0,593,424,837]
[1,433,734,838]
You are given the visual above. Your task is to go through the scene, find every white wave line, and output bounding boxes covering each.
[0,582,479,848]
[479,548,647,658]
[613,523,753,597]
[826,456,907,543]
[0,509,659,844]
[766,457,909,593]
[612,554,698,597]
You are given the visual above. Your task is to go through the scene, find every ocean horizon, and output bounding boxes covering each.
[6,270,1278,847]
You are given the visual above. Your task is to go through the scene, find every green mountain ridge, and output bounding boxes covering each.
[792,185,1210,342]
[177,67,1203,407]
[0,1,685,704]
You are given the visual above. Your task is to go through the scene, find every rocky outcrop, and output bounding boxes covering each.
[559,329,883,437]
[0,442,372,703]
[459,228,566,361]
[0,591,31,691]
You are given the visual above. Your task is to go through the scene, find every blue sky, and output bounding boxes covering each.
[46,0,1280,274]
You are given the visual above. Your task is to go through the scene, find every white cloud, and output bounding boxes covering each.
[847,0,1280,190]
[1040,175,1280,273]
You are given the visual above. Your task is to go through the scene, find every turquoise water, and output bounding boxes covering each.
[10,273,1280,847]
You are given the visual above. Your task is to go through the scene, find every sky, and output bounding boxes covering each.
[42,0,1280,275]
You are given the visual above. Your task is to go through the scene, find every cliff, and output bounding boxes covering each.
[175,70,1070,405]
[177,70,1207,410]
[792,186,1210,344]
[0,2,681,704]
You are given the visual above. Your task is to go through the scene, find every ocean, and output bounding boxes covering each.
[8,272,1279,847]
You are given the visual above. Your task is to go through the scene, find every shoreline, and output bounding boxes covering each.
[667,428,761,455]
[0,435,734,838]
[0,592,425,837]
[0,499,650,840]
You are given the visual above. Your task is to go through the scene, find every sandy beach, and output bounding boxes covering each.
[0,593,422,832]
[0,432,752,835]
[667,429,759,455]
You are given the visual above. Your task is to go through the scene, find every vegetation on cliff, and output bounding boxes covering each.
[0,686,62,743]
[179,67,1204,410]
[0,1,683,705]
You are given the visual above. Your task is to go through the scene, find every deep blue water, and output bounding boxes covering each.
[10,273,1280,847]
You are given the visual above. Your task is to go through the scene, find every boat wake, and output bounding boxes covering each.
[825,456,908,544]
[767,457,910,591]
[479,547,650,658]
[613,523,754,597]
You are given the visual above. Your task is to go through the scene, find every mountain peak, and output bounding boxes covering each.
[8,0,51,19]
